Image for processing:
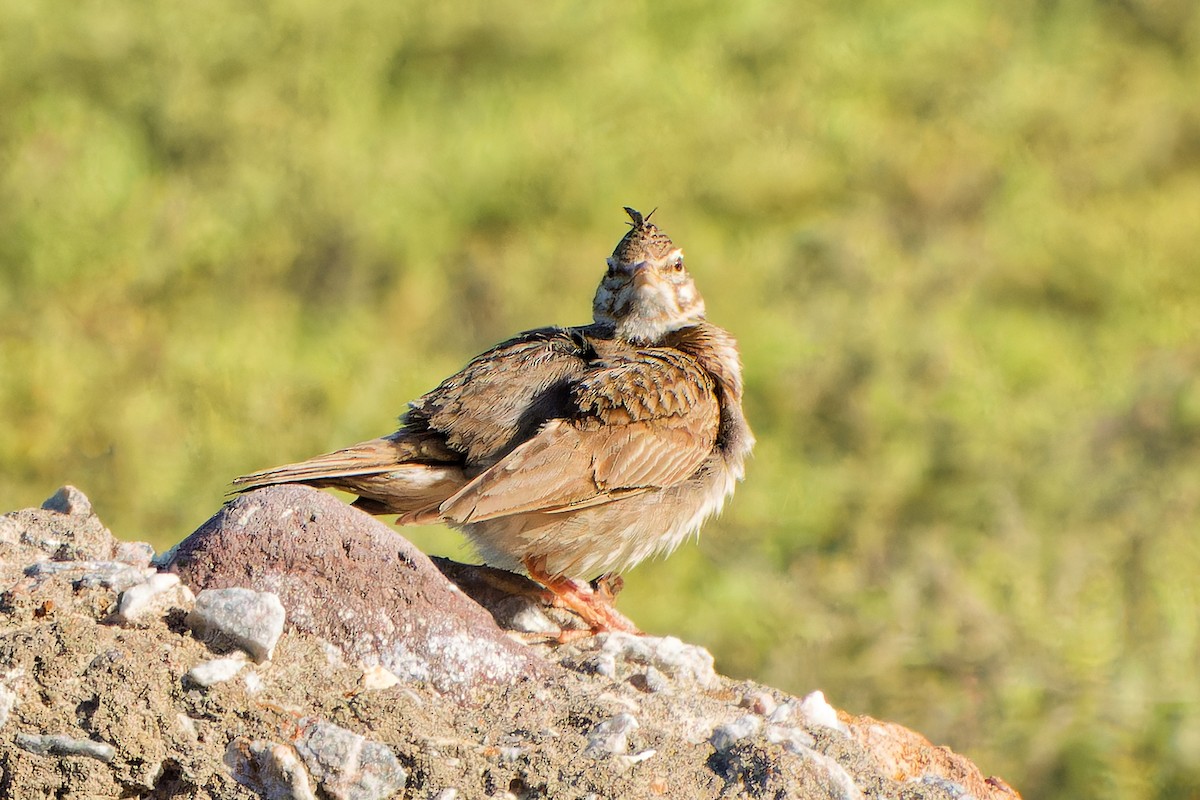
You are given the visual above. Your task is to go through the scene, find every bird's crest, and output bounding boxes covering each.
[623,206,657,228]
[612,206,674,265]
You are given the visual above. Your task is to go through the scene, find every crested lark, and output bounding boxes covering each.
[233,208,754,632]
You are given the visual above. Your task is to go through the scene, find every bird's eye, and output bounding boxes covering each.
[672,259,684,272]
[606,265,616,278]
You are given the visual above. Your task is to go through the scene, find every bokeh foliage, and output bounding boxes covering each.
[3,1,1200,797]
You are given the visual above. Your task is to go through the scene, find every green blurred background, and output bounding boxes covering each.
[3,1,1199,797]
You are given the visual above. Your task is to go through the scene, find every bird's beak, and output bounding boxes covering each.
[629,262,655,287]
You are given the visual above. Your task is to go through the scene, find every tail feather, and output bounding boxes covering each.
[232,438,403,490]
[231,435,469,520]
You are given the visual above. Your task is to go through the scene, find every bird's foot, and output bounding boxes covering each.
[523,557,642,635]
[590,573,625,603]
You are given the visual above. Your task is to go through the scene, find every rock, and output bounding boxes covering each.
[225,737,317,800]
[166,486,550,697]
[40,485,93,516]
[24,559,155,592]
[740,689,777,717]
[845,715,1023,799]
[491,596,561,634]
[357,664,403,692]
[565,631,720,689]
[797,747,865,800]
[114,572,194,624]
[584,712,639,757]
[0,488,1023,800]
[14,732,116,762]
[185,654,249,688]
[432,558,580,635]
[801,690,850,736]
[765,723,817,753]
[711,714,762,753]
[769,698,799,725]
[0,681,16,729]
[630,664,670,693]
[0,485,117,562]
[187,587,286,662]
[113,540,157,568]
[294,718,409,800]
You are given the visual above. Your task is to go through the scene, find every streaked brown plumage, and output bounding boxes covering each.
[233,208,753,632]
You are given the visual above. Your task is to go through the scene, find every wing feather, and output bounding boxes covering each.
[440,350,719,523]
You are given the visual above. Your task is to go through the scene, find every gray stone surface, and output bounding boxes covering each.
[166,486,550,697]
[294,718,408,800]
[15,732,116,762]
[225,737,317,800]
[39,485,93,516]
[23,560,153,593]
[188,587,286,663]
[559,632,723,699]
[0,484,116,561]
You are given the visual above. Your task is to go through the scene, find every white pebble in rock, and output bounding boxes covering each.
[185,654,249,688]
[799,747,865,800]
[765,724,816,753]
[25,561,154,593]
[740,690,777,717]
[188,587,285,663]
[225,737,317,800]
[581,652,617,679]
[768,699,797,725]
[800,690,850,736]
[496,745,526,763]
[358,665,402,692]
[15,732,115,763]
[710,715,762,753]
[176,714,198,743]
[294,718,408,800]
[593,633,719,689]
[617,748,657,770]
[115,573,194,625]
[113,540,156,568]
[243,670,265,695]
[0,681,17,730]
[920,775,971,798]
[584,713,639,758]
[631,666,670,694]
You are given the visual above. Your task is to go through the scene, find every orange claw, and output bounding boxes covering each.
[523,556,642,635]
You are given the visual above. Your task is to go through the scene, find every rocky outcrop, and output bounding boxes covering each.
[0,486,1021,799]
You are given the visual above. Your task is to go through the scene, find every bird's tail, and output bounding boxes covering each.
[231,437,404,491]
[230,434,469,523]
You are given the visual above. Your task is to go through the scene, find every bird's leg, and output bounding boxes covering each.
[523,556,641,635]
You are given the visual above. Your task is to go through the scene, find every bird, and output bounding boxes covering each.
[232,207,754,633]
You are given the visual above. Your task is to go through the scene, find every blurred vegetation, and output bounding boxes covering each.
[3,0,1200,797]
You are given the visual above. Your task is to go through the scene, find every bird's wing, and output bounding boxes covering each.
[232,327,605,519]
[407,326,601,465]
[439,349,720,523]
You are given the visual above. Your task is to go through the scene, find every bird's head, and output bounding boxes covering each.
[592,207,706,343]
